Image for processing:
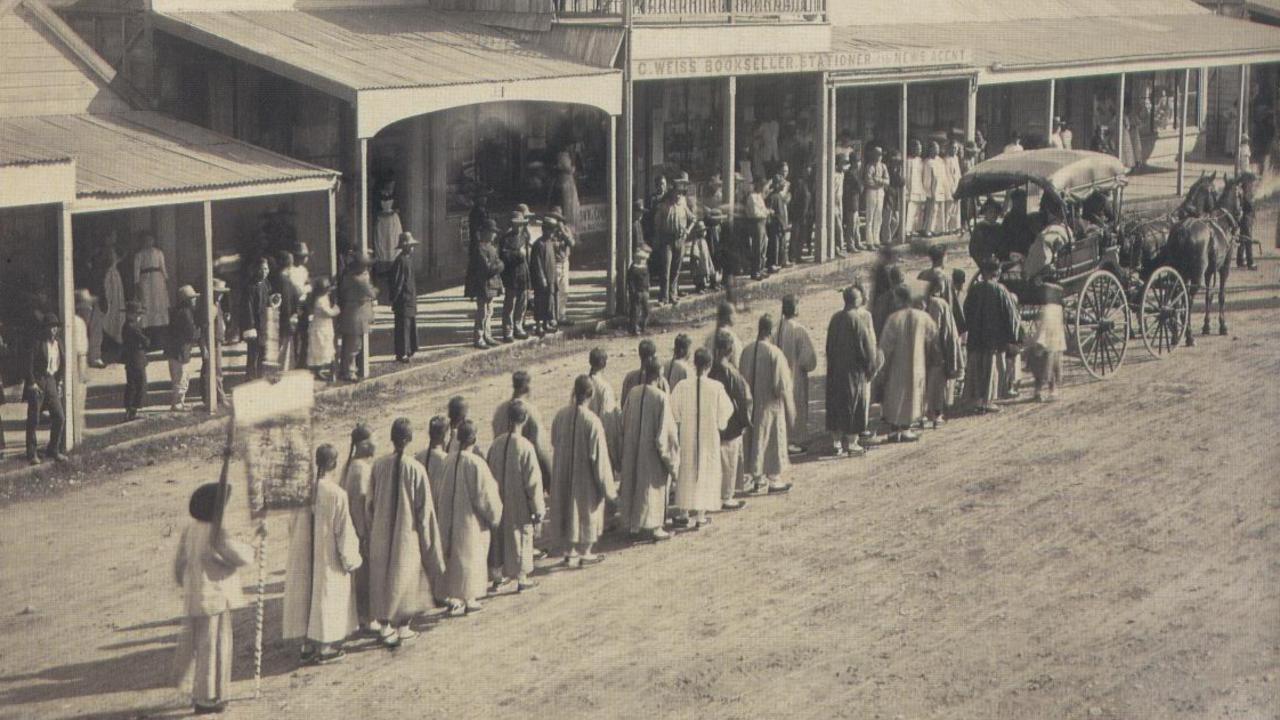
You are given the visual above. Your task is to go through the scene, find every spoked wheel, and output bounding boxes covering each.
[1074,271,1129,379]
[1139,266,1189,358]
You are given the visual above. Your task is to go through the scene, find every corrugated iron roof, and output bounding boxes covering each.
[0,146,72,168]
[833,13,1280,72]
[154,7,617,95]
[0,111,336,199]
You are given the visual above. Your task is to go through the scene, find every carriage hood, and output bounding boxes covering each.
[954,149,1128,204]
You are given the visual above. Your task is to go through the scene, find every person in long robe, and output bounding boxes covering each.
[549,375,617,567]
[962,258,1021,414]
[709,330,752,510]
[491,371,553,483]
[671,349,733,528]
[417,415,451,512]
[618,357,679,540]
[133,231,169,329]
[586,348,621,470]
[922,244,966,335]
[619,339,668,410]
[173,483,253,715]
[877,286,939,442]
[702,302,743,367]
[339,423,377,634]
[739,314,795,494]
[923,276,962,428]
[102,244,126,345]
[435,420,502,613]
[366,418,444,647]
[664,333,693,389]
[775,294,817,454]
[283,444,362,664]
[825,286,878,457]
[486,401,545,591]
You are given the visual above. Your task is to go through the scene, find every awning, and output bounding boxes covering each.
[0,152,75,209]
[833,12,1280,85]
[152,7,624,138]
[0,111,338,212]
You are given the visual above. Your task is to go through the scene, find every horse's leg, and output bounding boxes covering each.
[1218,266,1230,335]
[1185,284,1198,346]
[1202,278,1213,336]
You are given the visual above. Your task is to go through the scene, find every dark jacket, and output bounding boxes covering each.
[709,360,752,443]
[337,269,376,336]
[25,337,64,386]
[270,271,299,335]
[166,304,199,362]
[498,229,530,289]
[963,278,1021,353]
[389,252,417,317]
[529,235,558,294]
[241,279,271,340]
[122,319,151,369]
[465,242,504,301]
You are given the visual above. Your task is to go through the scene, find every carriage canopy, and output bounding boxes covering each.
[954,149,1128,205]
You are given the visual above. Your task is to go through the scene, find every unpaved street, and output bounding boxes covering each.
[1,253,1277,720]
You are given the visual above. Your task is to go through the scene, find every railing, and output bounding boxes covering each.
[556,0,826,20]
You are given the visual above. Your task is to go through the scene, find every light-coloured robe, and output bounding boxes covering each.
[486,432,545,579]
[103,262,126,342]
[703,327,743,367]
[373,209,403,265]
[586,372,621,468]
[491,398,553,480]
[307,294,339,367]
[133,246,170,328]
[549,404,617,546]
[775,317,817,439]
[436,449,503,602]
[367,451,444,622]
[340,457,374,625]
[924,296,962,417]
[739,340,795,478]
[664,358,692,390]
[283,479,362,643]
[618,385,679,531]
[877,307,939,427]
[415,447,450,516]
[620,368,669,411]
[671,375,733,512]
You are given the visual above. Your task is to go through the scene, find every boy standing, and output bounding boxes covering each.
[626,245,651,336]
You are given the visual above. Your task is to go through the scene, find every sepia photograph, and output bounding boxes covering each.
[0,0,1277,717]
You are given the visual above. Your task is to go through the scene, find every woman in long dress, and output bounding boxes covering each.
[307,277,340,378]
[132,232,169,329]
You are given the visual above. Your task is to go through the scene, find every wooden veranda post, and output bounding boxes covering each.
[58,204,75,450]
[326,185,338,277]
[1177,68,1190,196]
[202,200,217,411]
[1236,64,1248,173]
[899,81,909,246]
[357,138,370,379]
[1115,74,1126,164]
[607,113,618,316]
[1047,78,1056,145]
[815,76,829,263]
[723,75,737,257]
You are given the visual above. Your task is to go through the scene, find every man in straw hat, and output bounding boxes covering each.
[545,206,576,324]
[167,284,201,412]
[498,210,531,343]
[24,312,67,464]
[121,300,150,422]
[390,232,420,362]
[199,278,230,410]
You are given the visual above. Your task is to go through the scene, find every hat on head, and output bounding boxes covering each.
[708,174,724,187]
[211,278,230,294]
[40,311,60,328]
[543,206,565,223]
[74,288,96,307]
[633,244,651,261]
[125,300,146,314]
[508,210,529,226]
[312,276,332,293]
[177,284,199,301]
[673,171,690,186]
[980,196,1003,214]
[515,203,531,216]
[397,232,419,248]
[293,242,310,257]
[478,218,499,235]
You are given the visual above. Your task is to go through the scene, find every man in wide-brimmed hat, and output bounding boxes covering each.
[498,210,531,342]
[390,232,420,362]
[544,206,576,324]
[465,219,505,349]
[654,176,693,303]
[24,312,67,464]
[121,299,150,422]
[199,278,231,409]
[167,285,201,412]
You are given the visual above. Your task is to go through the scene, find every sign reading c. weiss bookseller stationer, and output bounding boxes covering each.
[634,48,970,80]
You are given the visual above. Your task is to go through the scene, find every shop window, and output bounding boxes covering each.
[1130,70,1200,133]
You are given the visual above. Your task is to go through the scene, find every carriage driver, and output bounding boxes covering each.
[1024,193,1071,282]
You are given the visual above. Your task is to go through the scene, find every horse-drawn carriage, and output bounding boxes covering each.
[954,149,1191,380]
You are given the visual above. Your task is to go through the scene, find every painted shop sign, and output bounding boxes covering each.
[634,48,970,80]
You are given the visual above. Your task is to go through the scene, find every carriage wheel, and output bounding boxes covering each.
[1139,266,1189,358]
[1074,271,1129,380]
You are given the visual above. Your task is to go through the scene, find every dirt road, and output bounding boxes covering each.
[1,252,1277,720]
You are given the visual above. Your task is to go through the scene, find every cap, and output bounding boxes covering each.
[673,171,690,186]
[544,206,566,223]
[397,232,420,248]
[177,284,199,301]
[211,278,230,294]
[293,242,311,257]
[515,203,531,216]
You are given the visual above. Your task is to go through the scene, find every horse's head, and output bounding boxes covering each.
[1176,173,1216,219]
[1215,174,1244,223]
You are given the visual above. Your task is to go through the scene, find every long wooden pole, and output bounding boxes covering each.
[1177,68,1190,196]
[1116,73,1126,164]
[202,201,217,411]
[1236,64,1248,173]
[1046,78,1056,146]
[357,138,370,379]
[607,113,618,316]
[58,204,75,451]
[899,82,909,246]
[816,76,829,263]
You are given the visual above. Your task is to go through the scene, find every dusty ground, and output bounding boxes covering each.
[0,245,1277,720]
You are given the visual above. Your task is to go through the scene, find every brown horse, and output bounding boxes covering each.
[1163,173,1238,344]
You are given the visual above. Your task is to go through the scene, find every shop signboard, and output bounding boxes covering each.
[635,47,970,81]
